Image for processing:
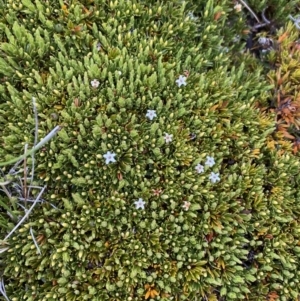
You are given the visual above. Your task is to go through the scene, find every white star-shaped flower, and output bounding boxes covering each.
[182,201,191,211]
[234,3,242,12]
[209,172,220,183]
[289,15,300,30]
[103,151,116,164]
[175,75,187,87]
[221,47,229,53]
[195,163,204,174]
[205,156,215,167]
[232,35,240,42]
[164,133,173,143]
[258,37,267,45]
[146,110,157,120]
[134,198,145,209]
[187,12,198,21]
[91,79,100,88]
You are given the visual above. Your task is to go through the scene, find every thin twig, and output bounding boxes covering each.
[0,185,12,199]
[289,15,300,30]
[23,144,28,209]
[261,8,271,24]
[0,181,16,217]
[0,278,10,301]
[0,247,9,254]
[4,186,46,241]
[8,158,24,176]
[16,203,26,210]
[0,126,61,167]
[31,97,38,184]
[49,203,58,209]
[252,23,268,30]
[0,179,12,186]
[238,0,260,23]
[17,197,44,203]
[30,227,41,255]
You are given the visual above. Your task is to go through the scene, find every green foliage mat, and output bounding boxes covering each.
[0,0,300,300]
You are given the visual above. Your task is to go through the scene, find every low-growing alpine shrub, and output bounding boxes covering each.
[1,0,300,301]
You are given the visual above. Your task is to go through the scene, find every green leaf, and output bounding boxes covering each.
[130,130,138,138]
[150,122,159,135]
[62,198,73,210]
[245,274,256,282]
[71,177,86,186]
[130,267,139,278]
[21,0,36,12]
[220,286,227,296]
[53,34,67,55]
[12,22,23,42]
[72,193,85,205]
[57,277,68,285]
[227,292,237,299]
[232,276,244,284]
[205,277,222,286]
[157,280,165,289]
[0,57,14,76]
[62,251,70,262]
[190,203,201,211]
[104,265,112,271]
[261,265,273,272]
[152,147,161,157]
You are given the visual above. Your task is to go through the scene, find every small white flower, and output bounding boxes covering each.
[259,37,273,48]
[209,172,220,183]
[134,198,145,209]
[195,164,204,174]
[103,151,116,164]
[182,201,191,211]
[146,110,157,120]
[205,156,215,167]
[96,43,101,51]
[117,71,122,75]
[164,133,173,143]
[218,45,229,53]
[289,15,300,30]
[222,47,229,53]
[187,11,198,21]
[234,3,242,12]
[232,35,240,43]
[91,79,100,88]
[176,75,187,87]
[258,37,267,45]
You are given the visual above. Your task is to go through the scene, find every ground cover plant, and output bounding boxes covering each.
[1,0,300,300]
